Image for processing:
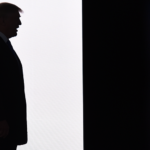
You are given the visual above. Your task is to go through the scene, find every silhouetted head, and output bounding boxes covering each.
[0,2,23,39]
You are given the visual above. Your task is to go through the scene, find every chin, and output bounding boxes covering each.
[9,34,17,39]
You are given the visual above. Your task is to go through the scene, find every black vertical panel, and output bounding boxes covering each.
[84,1,150,149]
[144,1,150,149]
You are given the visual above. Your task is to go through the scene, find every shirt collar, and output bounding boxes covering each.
[0,31,8,43]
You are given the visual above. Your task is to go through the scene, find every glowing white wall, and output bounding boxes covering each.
[7,0,83,149]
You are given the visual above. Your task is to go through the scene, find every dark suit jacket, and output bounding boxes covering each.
[0,37,28,145]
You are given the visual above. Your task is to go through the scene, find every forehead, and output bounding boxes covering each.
[8,12,21,18]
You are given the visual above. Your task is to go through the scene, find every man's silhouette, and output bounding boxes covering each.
[0,2,28,150]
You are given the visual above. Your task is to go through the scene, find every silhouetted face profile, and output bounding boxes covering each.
[0,11,21,39]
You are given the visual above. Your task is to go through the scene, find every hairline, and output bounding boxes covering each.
[0,2,23,19]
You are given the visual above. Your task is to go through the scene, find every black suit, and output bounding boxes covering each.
[0,37,28,146]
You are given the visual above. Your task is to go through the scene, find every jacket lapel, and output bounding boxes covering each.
[0,37,22,69]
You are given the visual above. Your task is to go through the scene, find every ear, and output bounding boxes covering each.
[0,17,7,26]
[0,17,4,24]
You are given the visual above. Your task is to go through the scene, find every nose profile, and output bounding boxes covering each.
[19,18,22,26]
[19,21,22,26]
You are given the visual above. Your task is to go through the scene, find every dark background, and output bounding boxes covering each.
[84,0,150,149]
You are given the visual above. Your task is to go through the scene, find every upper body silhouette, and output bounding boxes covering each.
[0,3,28,147]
